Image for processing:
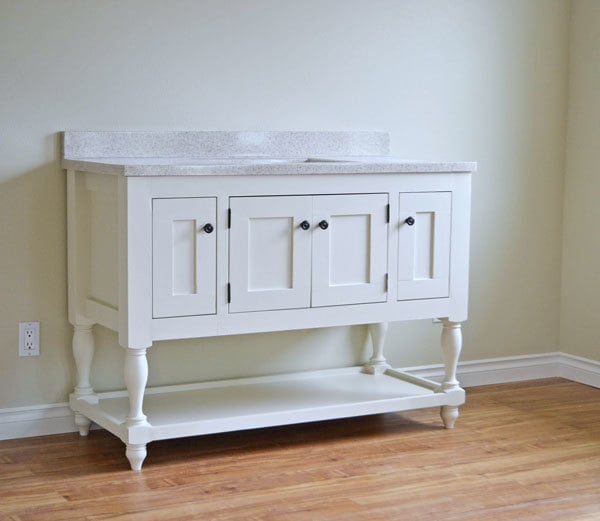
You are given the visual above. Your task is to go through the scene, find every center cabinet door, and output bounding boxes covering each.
[229,196,312,313]
[311,194,388,307]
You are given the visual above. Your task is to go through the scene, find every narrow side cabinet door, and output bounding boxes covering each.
[312,194,388,307]
[397,192,451,300]
[229,196,312,313]
[153,198,217,318]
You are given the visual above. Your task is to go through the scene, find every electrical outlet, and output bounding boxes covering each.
[19,321,40,357]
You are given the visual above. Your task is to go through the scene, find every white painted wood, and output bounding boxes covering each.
[72,325,95,398]
[126,443,147,471]
[153,198,217,317]
[84,299,118,331]
[89,179,119,309]
[440,319,462,391]
[447,175,472,322]
[118,177,153,349]
[559,353,600,387]
[439,319,463,429]
[63,133,476,469]
[312,194,388,307]
[397,192,451,300]
[440,405,459,429]
[152,298,452,340]
[0,403,86,441]
[66,170,81,325]
[70,367,455,443]
[124,348,149,428]
[132,172,469,199]
[71,323,95,436]
[229,196,312,312]
[66,170,93,326]
[364,322,390,374]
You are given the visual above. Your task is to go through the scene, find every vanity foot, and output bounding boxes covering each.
[440,405,459,429]
[126,443,147,471]
[74,413,92,436]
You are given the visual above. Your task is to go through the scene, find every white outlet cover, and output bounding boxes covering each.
[19,321,40,357]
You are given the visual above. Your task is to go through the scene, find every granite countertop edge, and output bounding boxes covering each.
[61,157,478,176]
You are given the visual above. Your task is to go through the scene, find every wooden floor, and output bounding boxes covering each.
[0,378,598,521]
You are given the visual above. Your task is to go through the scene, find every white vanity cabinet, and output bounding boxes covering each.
[62,131,476,471]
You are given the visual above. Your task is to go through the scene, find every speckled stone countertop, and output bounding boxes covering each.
[61,131,476,176]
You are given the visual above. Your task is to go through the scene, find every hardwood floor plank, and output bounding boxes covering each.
[0,378,598,521]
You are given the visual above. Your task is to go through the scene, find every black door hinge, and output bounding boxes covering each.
[227,283,231,303]
[386,204,390,223]
[385,273,389,292]
[228,208,231,229]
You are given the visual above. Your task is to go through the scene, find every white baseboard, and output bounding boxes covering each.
[1,352,598,441]
[557,353,600,388]
[0,403,78,441]
[407,352,600,388]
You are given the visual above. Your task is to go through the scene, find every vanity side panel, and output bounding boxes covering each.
[447,174,472,322]
[68,171,122,331]
[67,170,92,326]
[85,174,119,312]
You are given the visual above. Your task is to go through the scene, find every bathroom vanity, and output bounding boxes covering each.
[62,131,476,470]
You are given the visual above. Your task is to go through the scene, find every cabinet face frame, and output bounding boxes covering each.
[101,173,471,343]
[152,197,217,318]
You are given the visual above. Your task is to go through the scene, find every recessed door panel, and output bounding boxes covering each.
[312,194,388,307]
[397,192,451,300]
[248,217,294,291]
[229,196,312,313]
[153,198,217,318]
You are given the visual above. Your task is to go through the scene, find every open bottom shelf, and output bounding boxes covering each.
[71,367,463,445]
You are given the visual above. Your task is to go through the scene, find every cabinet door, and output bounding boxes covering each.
[312,194,388,307]
[397,192,451,300]
[229,196,312,313]
[153,198,217,318]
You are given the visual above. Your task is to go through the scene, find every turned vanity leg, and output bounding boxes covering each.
[72,323,95,436]
[124,347,149,426]
[124,347,149,470]
[364,322,390,374]
[125,444,147,471]
[439,319,463,429]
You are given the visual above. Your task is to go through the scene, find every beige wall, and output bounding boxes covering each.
[0,0,570,408]
[560,0,600,361]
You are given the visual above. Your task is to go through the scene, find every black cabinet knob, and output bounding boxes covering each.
[300,220,310,230]
[405,216,415,226]
[318,220,329,230]
[203,223,214,233]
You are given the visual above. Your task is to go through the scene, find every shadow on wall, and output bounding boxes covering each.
[90,324,370,392]
[0,135,73,407]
